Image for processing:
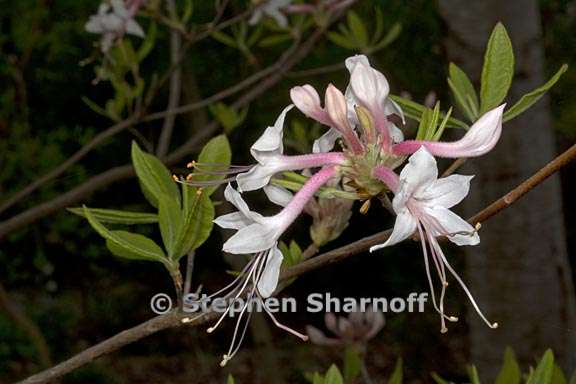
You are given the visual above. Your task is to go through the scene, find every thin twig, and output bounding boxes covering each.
[156,0,182,158]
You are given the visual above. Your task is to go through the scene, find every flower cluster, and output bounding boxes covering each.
[85,0,146,52]
[190,55,504,365]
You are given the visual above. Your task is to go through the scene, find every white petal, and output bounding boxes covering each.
[85,17,105,34]
[370,210,418,251]
[223,184,261,221]
[214,212,253,230]
[111,0,129,18]
[222,222,281,254]
[344,54,370,72]
[313,128,341,153]
[267,8,288,27]
[394,147,438,204]
[125,19,145,38]
[264,184,293,207]
[384,99,405,124]
[419,174,473,209]
[389,123,404,143]
[257,246,284,297]
[248,10,263,25]
[236,164,277,192]
[424,206,479,246]
[250,105,293,162]
[349,59,389,111]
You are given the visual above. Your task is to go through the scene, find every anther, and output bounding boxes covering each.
[186,174,194,181]
[441,327,448,334]
[448,316,459,322]
[172,174,179,181]
[187,161,196,169]
[181,317,192,324]
[359,199,371,214]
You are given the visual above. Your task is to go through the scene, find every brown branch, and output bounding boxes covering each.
[469,143,576,224]
[16,141,576,384]
[155,0,182,158]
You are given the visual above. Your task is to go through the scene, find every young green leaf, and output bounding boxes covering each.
[83,206,165,262]
[527,349,555,384]
[480,23,514,113]
[495,347,521,384]
[137,22,157,61]
[430,373,454,384]
[552,365,568,384]
[388,357,403,384]
[324,365,344,384]
[343,347,362,383]
[131,141,180,208]
[389,95,469,129]
[467,365,481,384]
[503,64,568,122]
[448,62,479,121]
[158,196,183,257]
[226,374,235,384]
[191,135,232,197]
[569,370,576,384]
[327,31,356,50]
[171,188,214,259]
[68,207,158,225]
[347,11,368,47]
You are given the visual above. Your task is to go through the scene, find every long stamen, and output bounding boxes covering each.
[207,255,263,333]
[431,240,498,329]
[417,223,456,331]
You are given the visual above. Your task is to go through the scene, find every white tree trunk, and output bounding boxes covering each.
[438,0,576,376]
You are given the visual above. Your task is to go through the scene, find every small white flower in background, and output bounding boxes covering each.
[306,307,385,346]
[370,147,498,333]
[85,0,145,52]
[249,0,292,28]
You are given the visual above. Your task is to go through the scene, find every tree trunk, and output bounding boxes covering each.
[438,0,576,376]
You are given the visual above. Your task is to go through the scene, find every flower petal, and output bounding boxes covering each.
[313,128,341,153]
[394,147,438,211]
[419,174,473,209]
[348,56,390,112]
[370,210,418,251]
[290,85,331,125]
[222,222,280,254]
[125,19,145,38]
[392,105,505,158]
[423,206,479,246]
[236,164,277,192]
[257,246,284,297]
[264,184,293,207]
[250,105,293,162]
[223,184,261,221]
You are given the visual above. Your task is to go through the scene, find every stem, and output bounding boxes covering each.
[183,251,196,296]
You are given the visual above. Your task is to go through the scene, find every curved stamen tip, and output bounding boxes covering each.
[181,317,192,324]
[302,335,309,342]
[448,316,459,322]
[172,174,180,182]
[220,355,229,367]
[490,322,499,329]
[187,161,196,169]
[442,281,449,287]
[441,327,448,334]
[207,327,215,333]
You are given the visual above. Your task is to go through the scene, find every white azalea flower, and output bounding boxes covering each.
[370,148,497,333]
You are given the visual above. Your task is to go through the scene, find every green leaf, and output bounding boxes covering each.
[552,365,568,384]
[171,188,214,259]
[193,135,232,197]
[158,196,183,257]
[324,365,343,384]
[467,365,481,384]
[312,372,324,384]
[430,373,453,384]
[389,95,469,129]
[372,22,402,52]
[226,374,235,384]
[137,22,157,61]
[569,371,576,384]
[347,11,368,47]
[480,23,514,113]
[258,34,292,47]
[212,30,237,48]
[131,141,180,208]
[83,206,165,262]
[527,350,555,384]
[503,64,568,122]
[495,347,521,384]
[68,207,158,225]
[448,62,479,121]
[343,347,362,383]
[388,358,403,384]
[327,32,356,50]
